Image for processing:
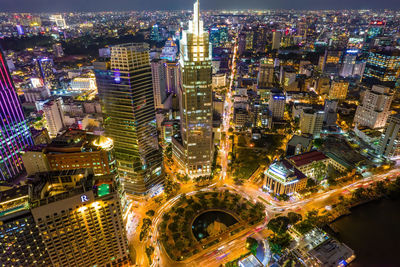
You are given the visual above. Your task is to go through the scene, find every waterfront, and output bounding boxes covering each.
[332,198,400,267]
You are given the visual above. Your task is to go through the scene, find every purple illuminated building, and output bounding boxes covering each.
[0,49,33,181]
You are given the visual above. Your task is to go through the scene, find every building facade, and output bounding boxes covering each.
[172,0,213,177]
[95,44,164,194]
[354,85,393,129]
[378,114,400,158]
[43,97,65,138]
[0,49,33,181]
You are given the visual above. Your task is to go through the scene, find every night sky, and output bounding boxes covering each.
[2,0,400,12]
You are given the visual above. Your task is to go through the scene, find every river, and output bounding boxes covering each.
[331,198,400,267]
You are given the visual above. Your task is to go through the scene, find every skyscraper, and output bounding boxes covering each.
[34,57,55,84]
[257,57,275,88]
[172,0,213,177]
[0,49,33,181]
[362,49,400,88]
[151,59,167,109]
[43,97,65,138]
[354,85,393,129]
[378,114,400,158]
[95,43,163,194]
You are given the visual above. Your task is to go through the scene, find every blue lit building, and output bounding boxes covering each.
[0,49,33,181]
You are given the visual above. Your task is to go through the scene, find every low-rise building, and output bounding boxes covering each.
[264,159,307,195]
[287,151,330,179]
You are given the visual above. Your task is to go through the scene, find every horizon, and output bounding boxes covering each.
[2,0,400,13]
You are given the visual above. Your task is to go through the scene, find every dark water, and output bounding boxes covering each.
[192,211,238,241]
[332,198,400,267]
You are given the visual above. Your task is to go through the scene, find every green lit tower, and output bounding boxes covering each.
[172,0,213,177]
[95,43,164,195]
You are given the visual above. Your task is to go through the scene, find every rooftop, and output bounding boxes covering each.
[288,150,328,167]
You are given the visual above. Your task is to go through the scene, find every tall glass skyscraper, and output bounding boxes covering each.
[172,0,213,177]
[0,49,33,181]
[95,43,163,195]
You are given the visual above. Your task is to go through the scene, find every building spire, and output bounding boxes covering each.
[193,0,201,35]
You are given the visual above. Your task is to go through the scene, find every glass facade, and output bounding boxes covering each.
[0,49,33,181]
[95,43,163,194]
[172,0,213,176]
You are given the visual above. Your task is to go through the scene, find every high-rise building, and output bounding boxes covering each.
[150,24,162,42]
[151,59,167,109]
[29,170,130,266]
[328,79,349,100]
[34,57,55,84]
[379,114,400,158]
[160,38,178,61]
[43,97,65,138]
[95,43,163,194]
[269,91,285,120]
[323,99,338,126]
[272,31,282,50]
[354,85,393,129]
[258,58,275,88]
[165,61,180,94]
[300,109,324,136]
[0,49,33,181]
[0,185,50,266]
[172,0,213,177]
[362,49,400,88]
[340,49,358,77]
[238,32,246,55]
[53,42,64,57]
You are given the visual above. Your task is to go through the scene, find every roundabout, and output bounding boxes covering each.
[156,189,266,261]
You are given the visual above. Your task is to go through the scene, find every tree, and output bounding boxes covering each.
[146,209,155,217]
[306,178,317,188]
[246,237,259,255]
[267,216,289,235]
[162,213,170,221]
[313,138,324,148]
[287,212,302,225]
[311,161,327,180]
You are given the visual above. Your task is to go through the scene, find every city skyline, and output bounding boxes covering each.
[2,0,400,12]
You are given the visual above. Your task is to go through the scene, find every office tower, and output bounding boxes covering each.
[318,50,342,73]
[34,57,55,84]
[0,185,50,266]
[354,85,393,129]
[150,24,162,42]
[378,114,400,158]
[30,171,130,266]
[362,49,400,88]
[316,76,331,95]
[272,31,282,50]
[329,79,349,100]
[258,58,275,88]
[300,109,324,136]
[0,50,33,181]
[340,49,358,77]
[43,97,65,138]
[165,61,180,94]
[245,30,254,51]
[269,91,285,120]
[160,38,178,61]
[172,0,213,177]
[95,43,163,194]
[324,99,338,126]
[53,42,64,57]
[238,32,246,55]
[151,59,167,109]
[50,14,66,28]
